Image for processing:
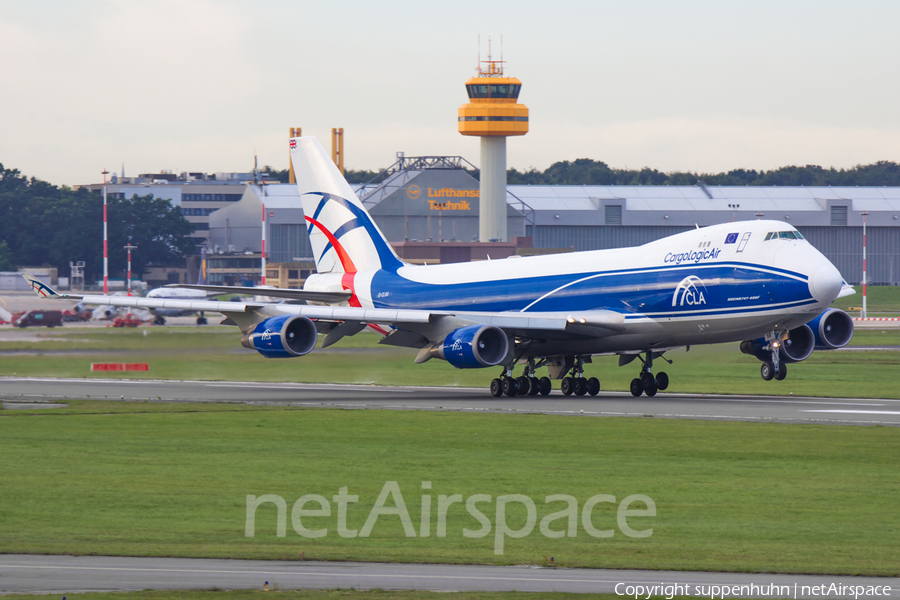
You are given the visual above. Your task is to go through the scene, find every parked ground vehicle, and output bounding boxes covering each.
[13,310,64,328]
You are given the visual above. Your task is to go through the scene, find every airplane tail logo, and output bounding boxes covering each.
[23,273,60,298]
[673,276,707,307]
[289,136,402,275]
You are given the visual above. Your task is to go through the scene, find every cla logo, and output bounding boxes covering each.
[450,340,463,352]
[672,276,707,307]
[260,329,273,341]
[407,184,421,199]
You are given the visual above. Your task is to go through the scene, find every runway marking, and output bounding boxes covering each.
[801,409,900,415]
[2,562,886,591]
[0,562,646,585]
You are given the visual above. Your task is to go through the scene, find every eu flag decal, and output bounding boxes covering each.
[724,233,739,244]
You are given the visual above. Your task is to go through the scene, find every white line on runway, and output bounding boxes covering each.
[801,410,900,415]
[0,562,638,585]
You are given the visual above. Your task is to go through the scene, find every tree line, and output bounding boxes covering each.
[0,165,194,281]
[270,160,900,186]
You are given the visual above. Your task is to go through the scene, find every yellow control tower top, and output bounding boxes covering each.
[458,58,528,137]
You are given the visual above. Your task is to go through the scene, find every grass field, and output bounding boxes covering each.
[2,325,900,398]
[0,592,589,600]
[830,285,900,315]
[1,401,897,575]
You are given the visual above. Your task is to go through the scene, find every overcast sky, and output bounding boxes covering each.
[2,0,899,185]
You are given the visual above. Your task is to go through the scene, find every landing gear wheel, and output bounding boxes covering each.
[527,378,541,396]
[644,381,658,397]
[490,378,503,397]
[539,377,552,396]
[774,363,787,381]
[630,378,643,397]
[574,378,588,396]
[502,377,518,397]
[516,376,529,395]
[655,372,669,391]
[153,316,166,326]
[640,372,655,390]
[587,377,600,396]
[196,316,208,325]
[760,361,775,381]
[561,377,575,396]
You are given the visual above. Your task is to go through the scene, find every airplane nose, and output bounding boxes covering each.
[809,262,842,303]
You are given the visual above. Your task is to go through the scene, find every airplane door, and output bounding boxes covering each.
[736,232,751,253]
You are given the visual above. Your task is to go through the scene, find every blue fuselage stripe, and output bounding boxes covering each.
[371,262,814,317]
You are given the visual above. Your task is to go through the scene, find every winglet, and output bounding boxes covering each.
[21,273,62,298]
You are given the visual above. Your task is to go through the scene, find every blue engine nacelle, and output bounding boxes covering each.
[740,323,815,364]
[807,308,854,350]
[241,314,317,358]
[435,324,509,369]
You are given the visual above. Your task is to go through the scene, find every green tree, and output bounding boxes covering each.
[0,240,13,271]
[106,194,196,278]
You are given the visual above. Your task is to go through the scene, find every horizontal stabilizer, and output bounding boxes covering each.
[166,284,351,304]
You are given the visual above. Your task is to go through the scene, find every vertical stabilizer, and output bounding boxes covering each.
[290,136,402,274]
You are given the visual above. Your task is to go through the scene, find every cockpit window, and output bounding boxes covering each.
[766,230,804,241]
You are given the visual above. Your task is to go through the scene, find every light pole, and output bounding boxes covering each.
[861,211,869,318]
[728,203,740,222]
[261,201,266,285]
[124,244,137,296]
[102,168,109,294]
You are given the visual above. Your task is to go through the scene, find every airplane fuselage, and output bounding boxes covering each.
[305,220,842,357]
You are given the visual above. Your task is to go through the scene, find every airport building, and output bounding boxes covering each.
[79,170,256,247]
[206,157,900,286]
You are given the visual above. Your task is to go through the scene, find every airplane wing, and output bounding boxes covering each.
[23,273,626,348]
[165,284,352,304]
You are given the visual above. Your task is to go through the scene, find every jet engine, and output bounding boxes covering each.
[241,314,317,358]
[808,308,854,350]
[431,324,509,369]
[740,323,815,364]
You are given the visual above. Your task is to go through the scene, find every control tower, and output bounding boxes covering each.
[458,52,528,242]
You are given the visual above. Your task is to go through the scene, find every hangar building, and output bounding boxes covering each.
[208,158,900,286]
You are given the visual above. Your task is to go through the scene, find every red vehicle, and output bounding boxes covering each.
[112,314,142,328]
[13,310,64,328]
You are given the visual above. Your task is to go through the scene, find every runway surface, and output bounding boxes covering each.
[1,554,897,596]
[2,377,899,426]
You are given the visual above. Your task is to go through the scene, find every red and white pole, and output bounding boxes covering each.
[124,244,137,296]
[261,201,266,285]
[862,211,868,318]
[102,168,109,294]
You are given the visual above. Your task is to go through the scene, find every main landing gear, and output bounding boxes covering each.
[490,359,552,397]
[560,356,600,397]
[629,351,670,397]
[488,356,601,397]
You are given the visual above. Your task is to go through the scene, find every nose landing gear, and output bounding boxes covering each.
[759,334,788,381]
